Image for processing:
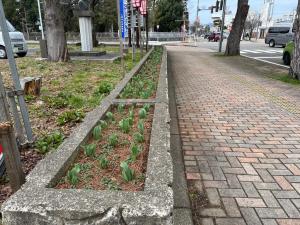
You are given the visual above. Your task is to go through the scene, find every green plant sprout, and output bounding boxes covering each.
[99,156,109,169]
[67,164,81,185]
[82,144,96,157]
[130,145,140,161]
[108,133,118,147]
[138,120,144,134]
[99,120,108,129]
[119,118,130,133]
[118,103,125,113]
[138,108,147,119]
[106,112,114,122]
[93,125,102,140]
[143,104,151,112]
[133,132,144,143]
[120,161,134,182]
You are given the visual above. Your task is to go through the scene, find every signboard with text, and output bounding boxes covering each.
[119,0,128,40]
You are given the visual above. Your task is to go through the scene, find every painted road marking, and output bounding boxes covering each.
[241,54,289,69]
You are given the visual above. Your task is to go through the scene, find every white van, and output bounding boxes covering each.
[0,21,28,59]
[265,26,294,47]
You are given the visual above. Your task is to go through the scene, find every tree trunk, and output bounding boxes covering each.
[290,0,300,79]
[225,0,249,56]
[44,0,69,62]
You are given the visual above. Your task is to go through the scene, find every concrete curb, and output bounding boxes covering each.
[168,51,194,225]
[2,47,174,225]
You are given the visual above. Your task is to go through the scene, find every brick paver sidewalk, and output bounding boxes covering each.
[168,46,300,225]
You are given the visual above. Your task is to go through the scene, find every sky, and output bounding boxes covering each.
[188,0,298,25]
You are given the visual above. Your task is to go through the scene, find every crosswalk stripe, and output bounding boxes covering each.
[242,50,260,53]
[241,49,283,54]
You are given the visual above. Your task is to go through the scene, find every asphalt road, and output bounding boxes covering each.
[196,39,289,69]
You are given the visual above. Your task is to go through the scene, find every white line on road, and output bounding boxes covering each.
[253,56,282,59]
[241,54,289,69]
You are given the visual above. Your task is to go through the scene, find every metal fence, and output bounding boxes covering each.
[27,32,185,42]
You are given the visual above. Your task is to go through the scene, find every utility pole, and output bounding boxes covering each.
[219,0,226,53]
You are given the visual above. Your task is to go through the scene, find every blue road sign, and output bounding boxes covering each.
[120,0,128,40]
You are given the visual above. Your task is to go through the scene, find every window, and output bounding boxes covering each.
[0,21,16,32]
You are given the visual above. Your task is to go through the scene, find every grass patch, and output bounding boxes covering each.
[0,46,143,155]
[274,74,300,85]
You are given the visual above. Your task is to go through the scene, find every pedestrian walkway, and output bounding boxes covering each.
[168,45,300,225]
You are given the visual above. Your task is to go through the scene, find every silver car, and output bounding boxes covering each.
[265,26,294,47]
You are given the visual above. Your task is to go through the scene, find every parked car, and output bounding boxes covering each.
[0,20,27,59]
[265,26,294,47]
[208,33,221,42]
[283,41,294,65]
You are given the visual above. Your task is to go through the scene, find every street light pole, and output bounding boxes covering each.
[219,0,226,53]
[37,0,44,40]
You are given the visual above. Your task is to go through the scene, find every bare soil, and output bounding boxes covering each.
[56,105,154,191]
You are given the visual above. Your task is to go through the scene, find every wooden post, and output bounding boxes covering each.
[0,74,25,192]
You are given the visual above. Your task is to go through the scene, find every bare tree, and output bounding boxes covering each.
[225,0,249,56]
[290,0,300,79]
[244,11,261,41]
[44,0,69,62]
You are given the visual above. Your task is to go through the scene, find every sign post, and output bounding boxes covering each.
[117,0,128,77]
[219,0,227,53]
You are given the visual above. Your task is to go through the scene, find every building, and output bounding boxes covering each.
[259,0,275,38]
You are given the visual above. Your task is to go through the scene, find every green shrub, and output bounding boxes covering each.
[95,82,113,95]
[35,131,64,154]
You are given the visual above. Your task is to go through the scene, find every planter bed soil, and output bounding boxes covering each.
[56,104,154,192]
[119,47,163,99]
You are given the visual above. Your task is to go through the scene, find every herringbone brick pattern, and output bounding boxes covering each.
[168,46,300,225]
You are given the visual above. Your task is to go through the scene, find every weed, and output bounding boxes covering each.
[94,81,113,95]
[57,110,85,125]
[101,177,121,190]
[120,161,134,182]
[35,131,64,154]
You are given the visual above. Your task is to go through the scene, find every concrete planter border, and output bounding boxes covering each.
[2,47,173,225]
